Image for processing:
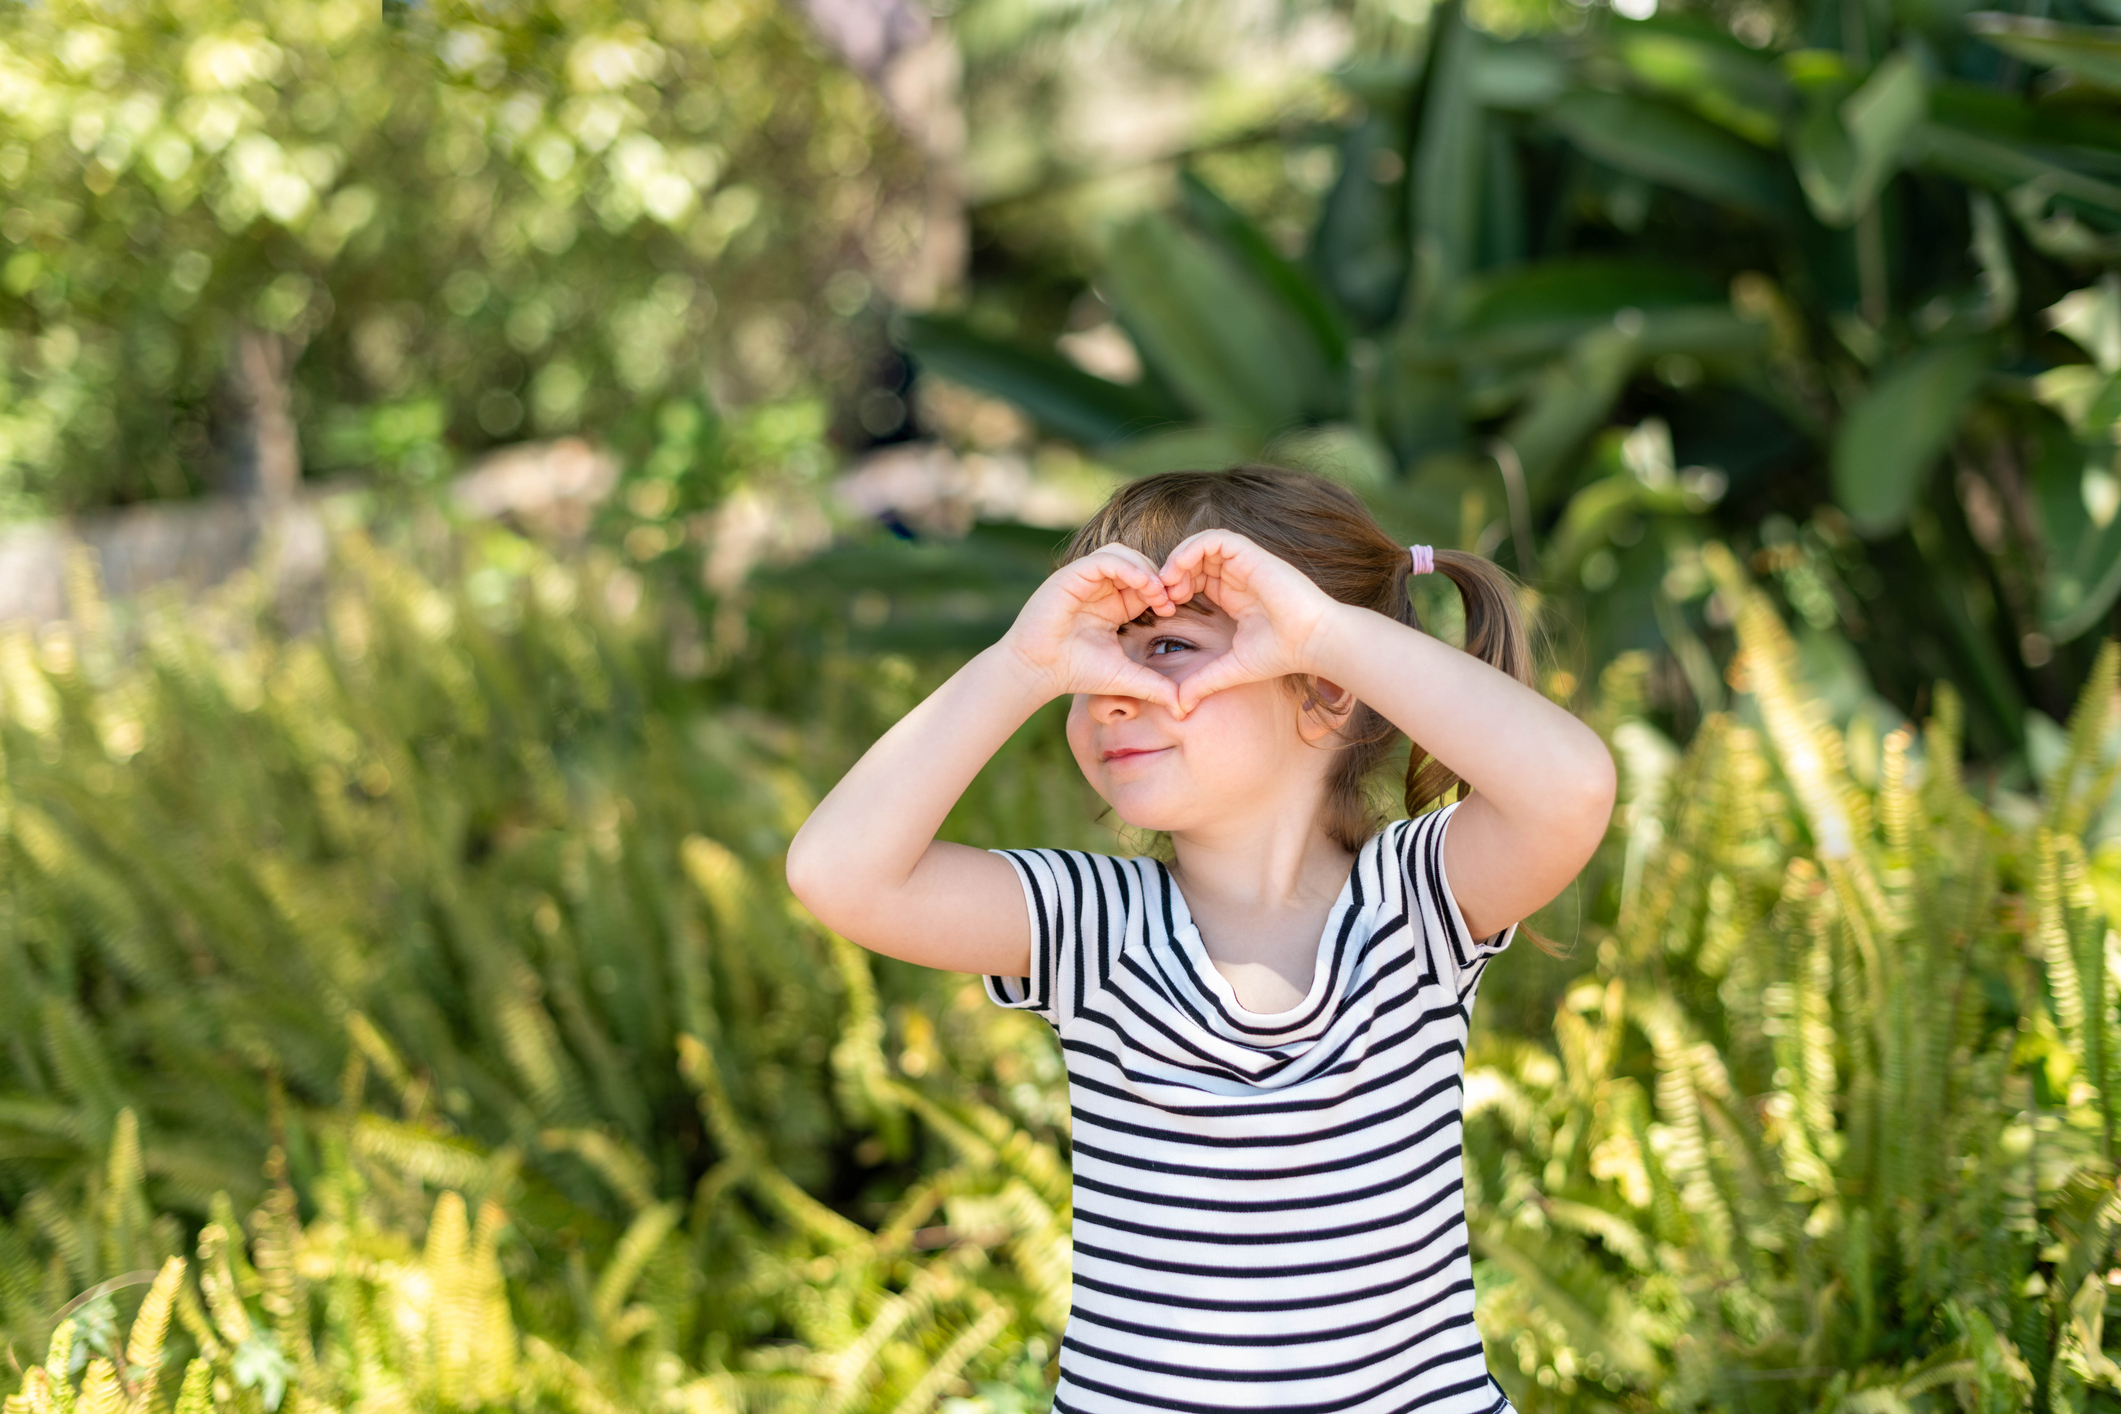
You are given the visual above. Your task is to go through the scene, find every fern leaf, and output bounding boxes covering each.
[347,1115,487,1192]
[195,1220,255,1348]
[42,1322,76,1414]
[423,1191,477,1410]
[14,1368,58,1414]
[521,1336,626,1414]
[536,1129,657,1213]
[883,1301,1012,1414]
[169,1361,212,1414]
[675,1034,866,1249]
[591,1201,680,1333]
[250,1148,314,1380]
[2048,641,2121,836]
[98,1112,149,1279]
[172,1279,225,1365]
[122,1257,186,1411]
[73,1361,120,1414]
[1704,544,1858,865]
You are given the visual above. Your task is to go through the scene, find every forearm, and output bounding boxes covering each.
[786,643,1051,914]
[1305,604,1612,822]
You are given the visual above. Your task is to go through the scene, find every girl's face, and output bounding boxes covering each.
[1065,598,1343,836]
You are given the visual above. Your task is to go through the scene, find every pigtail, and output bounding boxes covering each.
[1401,549,1538,819]
[1400,549,1565,954]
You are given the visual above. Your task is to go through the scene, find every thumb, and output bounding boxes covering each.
[1127,666,1182,715]
[1174,657,1248,717]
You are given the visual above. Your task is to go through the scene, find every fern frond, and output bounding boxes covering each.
[122,1257,185,1412]
[591,1202,681,1334]
[42,1322,75,1414]
[169,1361,212,1414]
[2048,641,2121,837]
[675,1034,866,1249]
[72,1361,119,1414]
[882,1300,1012,1414]
[194,1220,255,1348]
[536,1129,658,1213]
[249,1150,313,1377]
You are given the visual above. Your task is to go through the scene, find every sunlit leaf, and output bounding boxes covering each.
[1791,51,1927,225]
[1969,12,2121,91]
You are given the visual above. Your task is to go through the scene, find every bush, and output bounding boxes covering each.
[9,521,2121,1411]
[0,523,1095,1411]
[1470,548,2121,1410]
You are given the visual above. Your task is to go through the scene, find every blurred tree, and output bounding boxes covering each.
[0,0,922,516]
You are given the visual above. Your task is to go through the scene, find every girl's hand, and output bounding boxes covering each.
[1002,544,1182,710]
[1158,530,1340,715]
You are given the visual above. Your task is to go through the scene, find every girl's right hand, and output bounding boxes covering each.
[1002,544,1181,711]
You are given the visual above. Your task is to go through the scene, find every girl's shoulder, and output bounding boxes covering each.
[986,845,1168,898]
[991,841,1171,873]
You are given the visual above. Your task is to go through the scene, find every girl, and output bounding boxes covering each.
[786,467,1615,1414]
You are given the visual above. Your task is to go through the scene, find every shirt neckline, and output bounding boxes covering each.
[1151,833,1379,1027]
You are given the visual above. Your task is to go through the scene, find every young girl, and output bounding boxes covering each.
[787,467,1615,1414]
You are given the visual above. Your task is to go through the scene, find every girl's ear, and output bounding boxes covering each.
[1297,676,1357,743]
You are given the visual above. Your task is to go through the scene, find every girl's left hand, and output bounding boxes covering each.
[1158,530,1341,715]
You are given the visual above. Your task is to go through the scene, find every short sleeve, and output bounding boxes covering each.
[982,847,1111,1029]
[1399,799,1517,1003]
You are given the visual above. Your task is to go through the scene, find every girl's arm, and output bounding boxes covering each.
[1159,533,1614,942]
[786,546,1179,975]
[1305,605,1615,941]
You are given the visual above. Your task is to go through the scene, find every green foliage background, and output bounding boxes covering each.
[7,509,2121,1413]
[10,0,2121,1409]
[0,0,914,510]
[914,0,2121,760]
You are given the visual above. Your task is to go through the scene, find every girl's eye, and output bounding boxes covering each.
[1148,638,1194,657]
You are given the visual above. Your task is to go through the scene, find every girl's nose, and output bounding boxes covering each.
[1087,692,1141,723]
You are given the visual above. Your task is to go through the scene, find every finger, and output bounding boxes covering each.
[1161,540,1250,613]
[1174,657,1248,716]
[1092,540,1163,575]
[1090,543,1175,604]
[1115,665,1182,714]
[1159,530,1247,584]
[1084,550,1175,614]
[1071,557,1172,622]
[1158,553,1212,608]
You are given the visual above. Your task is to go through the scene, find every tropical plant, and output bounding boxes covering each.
[0,0,916,512]
[1465,546,2121,1410]
[0,1098,1063,1414]
[0,520,1109,1409]
[907,0,2121,759]
[20,500,2121,1408]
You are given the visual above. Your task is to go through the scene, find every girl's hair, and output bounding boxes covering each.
[1060,465,1539,855]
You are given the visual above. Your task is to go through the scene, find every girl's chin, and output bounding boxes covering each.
[1106,798,1201,836]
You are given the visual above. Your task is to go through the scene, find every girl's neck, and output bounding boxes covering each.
[1165,817,1356,1012]
[1166,820,1353,917]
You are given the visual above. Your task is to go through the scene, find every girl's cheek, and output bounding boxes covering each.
[1063,701,1104,785]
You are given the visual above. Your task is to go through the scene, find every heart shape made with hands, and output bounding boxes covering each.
[1008,530,1342,721]
[1151,530,1340,716]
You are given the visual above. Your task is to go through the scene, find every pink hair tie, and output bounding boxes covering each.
[1408,544,1435,576]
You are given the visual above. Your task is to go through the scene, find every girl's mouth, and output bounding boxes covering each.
[1101,747,1170,763]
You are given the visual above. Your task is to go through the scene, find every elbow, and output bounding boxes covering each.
[783,828,834,920]
[1569,738,1619,841]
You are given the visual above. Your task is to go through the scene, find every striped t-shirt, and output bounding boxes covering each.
[984,801,1516,1414]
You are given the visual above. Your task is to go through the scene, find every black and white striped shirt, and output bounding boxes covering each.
[984,801,1516,1414]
